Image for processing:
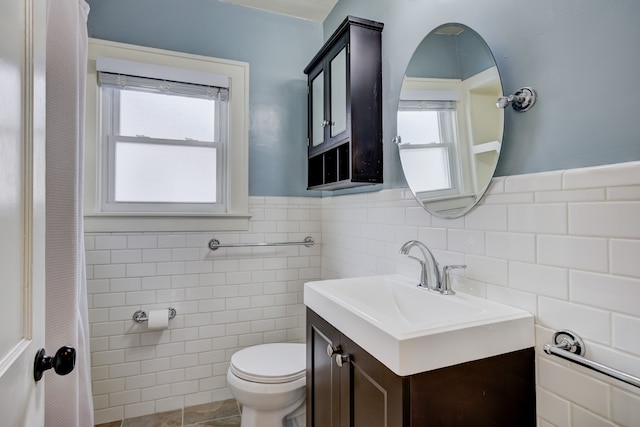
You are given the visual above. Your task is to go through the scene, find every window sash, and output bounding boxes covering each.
[102,136,225,213]
[397,99,461,198]
[399,142,458,198]
[99,79,228,214]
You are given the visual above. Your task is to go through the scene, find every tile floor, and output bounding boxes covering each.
[95,399,241,427]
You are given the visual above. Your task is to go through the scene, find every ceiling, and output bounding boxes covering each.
[219,0,338,22]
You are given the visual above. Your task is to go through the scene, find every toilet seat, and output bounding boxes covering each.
[230,343,305,384]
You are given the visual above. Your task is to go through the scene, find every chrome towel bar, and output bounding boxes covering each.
[544,329,640,389]
[208,236,315,251]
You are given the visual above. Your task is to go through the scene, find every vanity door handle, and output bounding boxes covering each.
[335,353,351,367]
[327,344,342,358]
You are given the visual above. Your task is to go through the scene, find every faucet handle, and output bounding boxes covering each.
[440,265,467,295]
[404,256,429,289]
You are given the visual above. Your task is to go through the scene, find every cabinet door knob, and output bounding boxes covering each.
[335,353,351,367]
[326,344,342,358]
[321,120,330,128]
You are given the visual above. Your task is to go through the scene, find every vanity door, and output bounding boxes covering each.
[307,309,406,427]
[341,333,406,427]
[307,309,342,427]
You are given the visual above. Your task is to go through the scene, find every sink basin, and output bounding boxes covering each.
[304,274,534,376]
[323,275,486,331]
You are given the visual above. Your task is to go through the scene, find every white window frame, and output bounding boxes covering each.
[85,39,249,232]
[400,77,475,201]
[99,80,227,213]
[397,100,461,200]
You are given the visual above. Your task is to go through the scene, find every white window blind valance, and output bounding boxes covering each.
[398,99,457,111]
[98,71,229,101]
[96,57,229,100]
[97,57,229,87]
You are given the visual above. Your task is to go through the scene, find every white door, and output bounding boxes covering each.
[0,0,47,425]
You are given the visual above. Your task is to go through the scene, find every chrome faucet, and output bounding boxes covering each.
[399,240,466,294]
[399,240,441,291]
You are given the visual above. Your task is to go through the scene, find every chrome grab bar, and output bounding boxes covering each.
[208,236,315,251]
[544,329,640,389]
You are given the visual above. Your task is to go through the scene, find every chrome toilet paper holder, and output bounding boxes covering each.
[133,307,177,323]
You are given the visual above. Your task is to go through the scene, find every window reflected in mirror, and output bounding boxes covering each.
[397,100,460,196]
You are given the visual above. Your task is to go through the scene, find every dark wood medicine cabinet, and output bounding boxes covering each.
[304,16,384,190]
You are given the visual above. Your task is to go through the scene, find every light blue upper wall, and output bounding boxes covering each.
[85,0,640,195]
[325,0,640,182]
[405,34,460,79]
[404,30,494,80]
[85,0,321,196]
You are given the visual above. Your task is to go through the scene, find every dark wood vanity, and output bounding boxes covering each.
[304,16,383,190]
[306,308,536,427]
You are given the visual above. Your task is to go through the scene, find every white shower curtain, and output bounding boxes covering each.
[45,1,94,426]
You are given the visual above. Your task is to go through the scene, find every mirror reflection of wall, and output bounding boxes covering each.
[397,23,504,218]
[405,24,494,80]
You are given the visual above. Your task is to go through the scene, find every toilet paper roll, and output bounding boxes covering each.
[147,309,169,330]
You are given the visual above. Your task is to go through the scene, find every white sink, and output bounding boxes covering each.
[304,274,534,376]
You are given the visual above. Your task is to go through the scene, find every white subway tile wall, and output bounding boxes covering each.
[321,161,640,427]
[87,161,640,426]
[86,197,322,424]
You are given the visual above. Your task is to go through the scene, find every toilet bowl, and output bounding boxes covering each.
[227,343,306,427]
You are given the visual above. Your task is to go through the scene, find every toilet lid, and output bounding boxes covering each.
[230,343,305,384]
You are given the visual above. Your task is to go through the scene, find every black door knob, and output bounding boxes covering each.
[33,346,76,382]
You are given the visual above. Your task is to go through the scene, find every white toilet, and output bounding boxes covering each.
[227,343,306,427]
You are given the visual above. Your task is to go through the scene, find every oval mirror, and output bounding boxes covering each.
[396,23,503,218]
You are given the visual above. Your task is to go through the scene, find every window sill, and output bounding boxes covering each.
[84,212,251,233]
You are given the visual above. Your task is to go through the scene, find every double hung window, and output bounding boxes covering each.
[397,100,460,198]
[97,61,229,213]
[85,40,249,232]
